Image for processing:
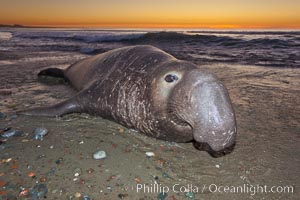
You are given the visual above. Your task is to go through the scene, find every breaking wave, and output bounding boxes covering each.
[2,28,299,67]
[0,31,13,40]
[12,30,146,42]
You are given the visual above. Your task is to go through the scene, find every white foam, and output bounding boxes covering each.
[0,60,14,65]
[0,32,12,40]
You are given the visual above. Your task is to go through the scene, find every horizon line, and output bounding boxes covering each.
[1,23,300,30]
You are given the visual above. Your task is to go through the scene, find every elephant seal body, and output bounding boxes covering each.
[21,45,237,153]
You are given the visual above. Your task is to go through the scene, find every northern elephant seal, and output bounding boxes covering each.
[20,45,237,154]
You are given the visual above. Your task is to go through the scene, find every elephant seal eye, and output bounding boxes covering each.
[164,74,178,83]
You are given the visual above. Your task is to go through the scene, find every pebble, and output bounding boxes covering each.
[157,192,168,200]
[51,189,58,194]
[1,129,24,138]
[37,154,46,159]
[4,158,12,163]
[39,177,47,182]
[30,183,48,199]
[1,129,16,138]
[118,193,128,199]
[0,112,6,119]
[33,127,48,140]
[73,177,79,182]
[74,168,82,176]
[19,189,29,197]
[215,164,220,168]
[107,186,112,191]
[82,195,91,200]
[162,172,169,178]
[46,167,56,176]
[86,168,94,174]
[93,150,106,160]
[75,192,82,198]
[185,191,195,199]
[55,157,63,164]
[145,152,155,157]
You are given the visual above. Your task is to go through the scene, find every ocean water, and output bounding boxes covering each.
[0,28,299,68]
[0,28,299,199]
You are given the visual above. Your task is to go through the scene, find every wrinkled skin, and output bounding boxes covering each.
[20,45,237,155]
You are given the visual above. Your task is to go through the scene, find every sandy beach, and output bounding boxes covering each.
[0,29,299,199]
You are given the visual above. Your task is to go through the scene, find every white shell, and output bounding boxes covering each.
[93,150,107,160]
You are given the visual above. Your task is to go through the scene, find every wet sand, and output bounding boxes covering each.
[0,48,299,200]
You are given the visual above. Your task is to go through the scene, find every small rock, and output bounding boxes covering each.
[162,172,169,178]
[39,177,47,182]
[1,129,24,138]
[118,193,128,199]
[86,168,94,174]
[157,192,168,200]
[0,112,6,119]
[185,191,195,199]
[30,183,48,199]
[55,157,63,164]
[145,152,155,157]
[46,167,56,176]
[107,186,112,191]
[19,189,29,197]
[75,192,82,198]
[37,154,46,159]
[215,164,220,168]
[82,195,91,200]
[51,189,58,194]
[1,129,16,138]
[33,127,48,140]
[93,150,106,160]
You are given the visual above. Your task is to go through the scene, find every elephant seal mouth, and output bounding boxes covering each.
[193,140,236,157]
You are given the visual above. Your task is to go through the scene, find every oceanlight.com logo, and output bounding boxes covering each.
[208,184,294,196]
[135,183,294,196]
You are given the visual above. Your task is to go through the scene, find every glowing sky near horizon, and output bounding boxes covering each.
[0,0,299,28]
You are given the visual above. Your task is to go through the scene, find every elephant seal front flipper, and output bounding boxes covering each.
[20,66,83,117]
[19,96,83,117]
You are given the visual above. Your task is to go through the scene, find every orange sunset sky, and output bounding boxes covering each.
[0,0,299,29]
